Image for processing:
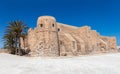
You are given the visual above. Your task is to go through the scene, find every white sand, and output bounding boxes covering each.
[0,53,120,74]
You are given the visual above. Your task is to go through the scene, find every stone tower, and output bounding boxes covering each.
[34,16,59,56]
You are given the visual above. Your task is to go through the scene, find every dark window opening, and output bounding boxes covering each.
[58,28,60,32]
[52,24,54,27]
[40,24,43,27]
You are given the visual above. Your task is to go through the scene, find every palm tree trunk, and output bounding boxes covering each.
[18,36,22,56]
[15,37,18,55]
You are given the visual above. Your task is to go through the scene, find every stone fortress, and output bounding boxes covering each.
[20,16,117,56]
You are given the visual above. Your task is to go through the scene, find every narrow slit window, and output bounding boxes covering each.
[52,24,54,27]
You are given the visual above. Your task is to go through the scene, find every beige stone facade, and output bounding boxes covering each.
[21,16,117,56]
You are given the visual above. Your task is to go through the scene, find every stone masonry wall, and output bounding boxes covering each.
[21,16,118,56]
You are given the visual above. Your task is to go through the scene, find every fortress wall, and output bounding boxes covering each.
[89,30,100,51]
[71,35,86,55]
[21,16,118,56]
[57,23,78,34]
[109,37,117,49]
[27,28,36,52]
[100,36,110,50]
[58,24,93,54]
[59,34,77,56]
[58,25,101,53]
[76,26,92,53]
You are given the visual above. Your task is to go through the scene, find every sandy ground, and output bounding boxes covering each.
[0,53,120,74]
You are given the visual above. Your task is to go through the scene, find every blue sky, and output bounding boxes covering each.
[0,0,120,48]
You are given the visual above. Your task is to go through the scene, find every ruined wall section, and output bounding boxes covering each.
[109,37,117,49]
[100,36,110,51]
[59,33,77,56]
[89,30,100,52]
[57,23,82,55]
[72,35,85,55]
[75,26,93,54]
[98,36,117,52]
[58,24,101,54]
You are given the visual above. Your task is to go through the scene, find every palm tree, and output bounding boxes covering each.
[3,20,28,55]
[3,32,15,54]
